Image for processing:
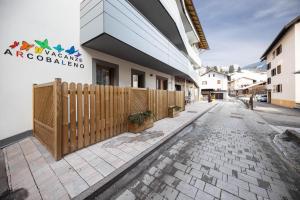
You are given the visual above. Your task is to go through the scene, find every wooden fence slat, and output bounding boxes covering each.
[84,84,90,146]
[95,85,101,142]
[62,82,69,155]
[69,83,77,152]
[123,88,129,132]
[77,83,84,149]
[54,78,62,160]
[120,88,124,133]
[110,86,114,138]
[90,85,96,144]
[105,86,110,140]
[113,86,117,136]
[100,85,105,141]
[117,87,121,135]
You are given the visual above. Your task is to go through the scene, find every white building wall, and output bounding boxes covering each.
[234,78,254,90]
[160,0,203,67]
[295,23,300,103]
[80,0,201,86]
[266,26,296,102]
[0,0,174,140]
[201,72,228,91]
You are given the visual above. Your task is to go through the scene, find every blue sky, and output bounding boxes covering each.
[195,0,300,67]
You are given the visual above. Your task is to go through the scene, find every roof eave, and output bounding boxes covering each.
[184,0,209,50]
[260,15,300,60]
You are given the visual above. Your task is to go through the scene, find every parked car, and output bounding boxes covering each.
[256,94,267,102]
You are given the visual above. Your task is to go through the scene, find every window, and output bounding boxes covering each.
[276,45,282,56]
[276,84,282,92]
[217,80,221,84]
[272,51,275,59]
[267,77,271,84]
[208,74,210,77]
[96,61,118,85]
[277,65,281,74]
[202,81,207,85]
[267,63,271,70]
[175,84,181,91]
[131,69,145,88]
[156,76,168,90]
[271,68,276,76]
[213,74,215,77]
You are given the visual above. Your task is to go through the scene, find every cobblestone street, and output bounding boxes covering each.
[110,101,300,200]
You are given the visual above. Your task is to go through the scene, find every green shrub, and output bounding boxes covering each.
[128,110,152,125]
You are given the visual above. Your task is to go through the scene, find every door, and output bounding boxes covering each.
[267,90,271,103]
[215,93,223,99]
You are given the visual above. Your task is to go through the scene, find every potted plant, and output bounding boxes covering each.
[168,106,181,118]
[128,110,154,133]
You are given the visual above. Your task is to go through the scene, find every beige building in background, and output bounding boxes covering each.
[261,16,300,108]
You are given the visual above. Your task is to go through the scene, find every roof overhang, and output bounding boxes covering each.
[83,34,197,84]
[127,0,187,54]
[183,0,209,49]
[261,15,300,60]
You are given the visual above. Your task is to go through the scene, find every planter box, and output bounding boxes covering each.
[168,107,180,118]
[128,117,154,133]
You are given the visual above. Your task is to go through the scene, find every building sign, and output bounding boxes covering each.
[3,39,84,68]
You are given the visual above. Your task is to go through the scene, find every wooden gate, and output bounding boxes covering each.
[33,79,62,160]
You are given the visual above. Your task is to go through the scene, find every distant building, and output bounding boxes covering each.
[235,82,267,96]
[228,71,267,96]
[261,16,300,108]
[228,77,256,96]
[200,70,229,99]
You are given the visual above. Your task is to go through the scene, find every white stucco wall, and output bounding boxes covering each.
[200,72,228,91]
[266,25,296,102]
[234,78,255,90]
[295,23,300,103]
[0,0,174,140]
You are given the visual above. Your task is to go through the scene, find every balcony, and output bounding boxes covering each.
[80,0,200,85]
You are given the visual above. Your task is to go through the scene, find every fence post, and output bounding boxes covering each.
[147,88,150,111]
[183,91,185,111]
[128,88,131,115]
[32,84,37,136]
[53,78,62,160]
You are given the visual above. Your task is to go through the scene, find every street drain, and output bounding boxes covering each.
[187,111,197,113]
[230,115,243,119]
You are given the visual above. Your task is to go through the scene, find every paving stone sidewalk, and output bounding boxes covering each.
[113,101,300,200]
[2,101,215,200]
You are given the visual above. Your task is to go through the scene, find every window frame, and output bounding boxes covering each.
[276,84,282,93]
[131,68,145,88]
[276,45,282,56]
[271,68,277,76]
[277,65,281,74]
[267,63,271,70]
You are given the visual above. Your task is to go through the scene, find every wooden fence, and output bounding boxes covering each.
[33,79,185,160]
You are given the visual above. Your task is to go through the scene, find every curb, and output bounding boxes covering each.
[0,149,9,198]
[73,102,218,200]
